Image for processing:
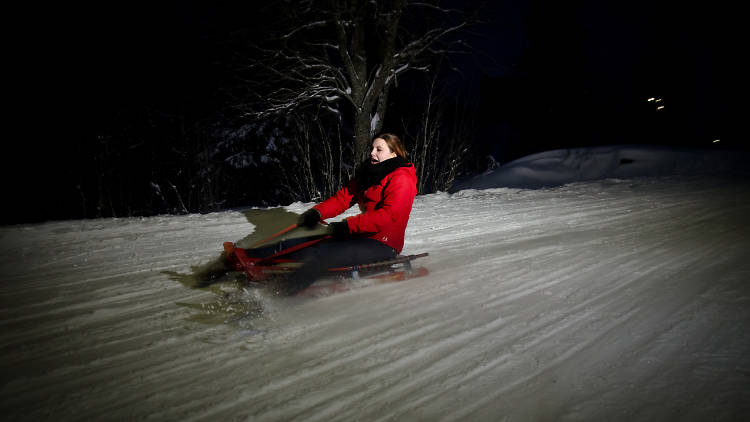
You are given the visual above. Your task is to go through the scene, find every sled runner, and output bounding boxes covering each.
[222,223,429,296]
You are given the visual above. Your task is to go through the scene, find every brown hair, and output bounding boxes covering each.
[375,133,406,159]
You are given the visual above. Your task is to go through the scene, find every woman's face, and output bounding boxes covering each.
[370,138,397,165]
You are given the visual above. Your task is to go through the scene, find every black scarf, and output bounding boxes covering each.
[356,156,410,190]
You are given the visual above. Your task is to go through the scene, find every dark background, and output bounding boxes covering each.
[5,1,737,225]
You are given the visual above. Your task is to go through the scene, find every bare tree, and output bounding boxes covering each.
[237,0,477,164]
[410,73,442,194]
[275,114,342,202]
[406,71,477,194]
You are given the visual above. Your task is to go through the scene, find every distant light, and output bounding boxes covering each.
[655,98,663,103]
[713,139,721,143]
[656,105,665,110]
[647,97,655,102]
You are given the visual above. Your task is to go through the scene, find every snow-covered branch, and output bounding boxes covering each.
[231,0,480,161]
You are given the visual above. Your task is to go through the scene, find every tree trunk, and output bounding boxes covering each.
[354,112,372,164]
[347,0,403,164]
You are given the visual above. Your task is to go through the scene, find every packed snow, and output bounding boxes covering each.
[1,146,749,421]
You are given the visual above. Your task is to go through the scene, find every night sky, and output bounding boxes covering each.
[5,1,736,224]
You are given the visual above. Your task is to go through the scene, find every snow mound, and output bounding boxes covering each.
[452,145,749,191]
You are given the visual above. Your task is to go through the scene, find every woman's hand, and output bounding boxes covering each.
[298,209,321,229]
[329,221,350,239]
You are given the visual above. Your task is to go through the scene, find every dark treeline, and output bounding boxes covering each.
[7,63,484,224]
[6,1,489,224]
[5,1,732,225]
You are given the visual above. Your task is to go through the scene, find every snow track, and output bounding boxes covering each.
[1,176,749,421]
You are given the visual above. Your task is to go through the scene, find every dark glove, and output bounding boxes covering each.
[298,208,321,229]
[329,221,350,239]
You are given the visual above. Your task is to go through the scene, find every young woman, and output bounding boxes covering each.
[261,133,417,295]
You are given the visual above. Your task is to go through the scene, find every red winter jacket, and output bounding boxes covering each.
[314,164,417,253]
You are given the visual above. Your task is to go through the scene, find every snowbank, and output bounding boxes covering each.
[452,145,749,191]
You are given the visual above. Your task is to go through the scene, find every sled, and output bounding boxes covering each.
[222,223,429,296]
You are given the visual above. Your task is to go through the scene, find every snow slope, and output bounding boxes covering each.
[2,151,750,420]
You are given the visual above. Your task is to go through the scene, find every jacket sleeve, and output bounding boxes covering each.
[313,179,359,220]
[345,170,416,234]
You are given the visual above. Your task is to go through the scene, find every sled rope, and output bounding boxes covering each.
[250,223,299,248]
[259,235,333,263]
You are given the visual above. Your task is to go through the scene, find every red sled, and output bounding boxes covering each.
[222,226,429,296]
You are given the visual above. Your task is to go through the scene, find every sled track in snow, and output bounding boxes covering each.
[1,176,749,421]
